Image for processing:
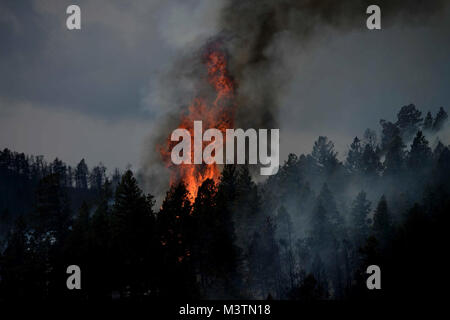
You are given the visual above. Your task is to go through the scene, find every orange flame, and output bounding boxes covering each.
[159,45,236,202]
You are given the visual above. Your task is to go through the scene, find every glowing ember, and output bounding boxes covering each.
[159,45,236,201]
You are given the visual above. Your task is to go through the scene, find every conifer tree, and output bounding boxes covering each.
[311,136,338,174]
[422,111,433,132]
[248,217,281,298]
[276,206,295,290]
[158,182,197,298]
[89,180,113,299]
[34,173,71,242]
[361,144,382,177]
[111,170,156,297]
[381,120,405,174]
[350,191,371,244]
[317,184,342,228]
[89,163,106,190]
[432,107,448,131]
[75,159,89,189]
[372,195,391,245]
[395,104,422,140]
[346,137,363,174]
[408,130,432,170]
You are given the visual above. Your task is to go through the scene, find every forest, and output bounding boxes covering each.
[0,103,448,302]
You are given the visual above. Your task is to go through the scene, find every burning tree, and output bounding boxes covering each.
[159,43,237,201]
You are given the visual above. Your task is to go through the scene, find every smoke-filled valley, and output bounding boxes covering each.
[0,103,448,301]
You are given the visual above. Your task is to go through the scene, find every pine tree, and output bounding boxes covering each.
[361,144,382,176]
[433,140,445,161]
[89,180,113,299]
[317,184,342,228]
[381,120,405,174]
[89,163,106,190]
[111,170,156,297]
[158,183,192,257]
[346,137,363,173]
[66,166,74,188]
[33,174,72,300]
[277,153,302,194]
[432,107,448,132]
[91,179,112,249]
[34,173,71,241]
[248,217,281,298]
[51,158,67,187]
[422,111,433,132]
[215,165,243,297]
[395,104,422,140]
[372,195,391,245]
[234,165,260,245]
[111,168,122,190]
[192,178,241,298]
[311,136,338,173]
[75,159,89,189]
[363,129,377,149]
[408,131,432,170]
[310,200,333,252]
[276,206,295,290]
[157,182,197,298]
[350,191,371,244]
[192,178,217,288]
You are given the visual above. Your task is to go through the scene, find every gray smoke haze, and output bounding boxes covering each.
[142,0,449,198]
[220,0,448,128]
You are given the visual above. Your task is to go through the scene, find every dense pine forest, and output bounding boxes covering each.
[0,104,448,302]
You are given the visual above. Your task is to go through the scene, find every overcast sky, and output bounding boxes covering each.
[1,0,449,171]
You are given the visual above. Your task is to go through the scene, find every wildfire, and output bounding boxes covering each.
[159,45,236,202]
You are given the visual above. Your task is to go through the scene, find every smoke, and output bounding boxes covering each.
[136,0,449,299]
[219,0,447,128]
[141,0,448,199]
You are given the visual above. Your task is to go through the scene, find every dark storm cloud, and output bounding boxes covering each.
[1,0,449,174]
[0,0,172,119]
[0,0,225,170]
[218,0,449,130]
